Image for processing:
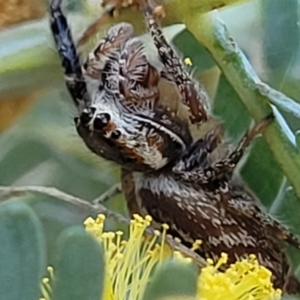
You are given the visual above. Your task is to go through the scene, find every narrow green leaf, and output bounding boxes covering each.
[173,29,215,74]
[141,259,198,300]
[261,0,300,86]
[0,200,45,300]
[0,15,92,98]
[297,131,300,150]
[241,138,283,208]
[0,19,61,97]
[270,187,300,236]
[0,138,58,185]
[269,185,300,271]
[213,74,251,139]
[52,227,104,300]
[257,83,300,119]
[163,24,186,42]
[271,105,297,147]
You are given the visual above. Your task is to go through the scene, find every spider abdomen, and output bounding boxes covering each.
[122,169,298,292]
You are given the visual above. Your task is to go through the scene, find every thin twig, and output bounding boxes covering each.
[92,183,122,204]
[0,185,206,267]
[0,185,128,224]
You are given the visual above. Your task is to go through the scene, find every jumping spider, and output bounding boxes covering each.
[50,0,300,293]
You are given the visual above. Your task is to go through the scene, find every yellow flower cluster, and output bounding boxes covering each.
[41,214,281,300]
[198,253,281,300]
[84,214,182,300]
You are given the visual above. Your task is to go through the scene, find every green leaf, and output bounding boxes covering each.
[241,138,283,208]
[213,74,251,139]
[270,186,300,236]
[173,29,215,74]
[0,137,58,185]
[163,24,186,42]
[271,106,297,147]
[261,0,300,87]
[296,131,300,150]
[52,227,105,300]
[0,200,45,300]
[0,19,61,97]
[141,259,198,300]
[269,185,300,271]
[0,136,115,199]
[257,83,300,120]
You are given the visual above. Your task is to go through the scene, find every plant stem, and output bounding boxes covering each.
[186,12,300,199]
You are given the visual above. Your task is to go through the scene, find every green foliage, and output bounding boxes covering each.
[261,0,300,90]
[0,199,202,300]
[0,200,45,300]
[52,227,105,300]
[142,260,198,300]
[241,138,283,208]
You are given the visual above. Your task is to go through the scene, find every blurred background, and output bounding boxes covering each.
[0,0,300,268]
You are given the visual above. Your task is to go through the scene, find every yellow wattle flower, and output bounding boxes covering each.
[198,253,281,300]
[40,214,282,300]
[84,214,177,300]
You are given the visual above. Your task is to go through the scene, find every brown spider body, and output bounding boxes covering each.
[50,0,300,293]
[122,168,300,292]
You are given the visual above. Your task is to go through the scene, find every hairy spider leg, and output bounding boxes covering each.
[174,115,274,184]
[227,193,300,251]
[205,114,274,177]
[173,129,223,173]
[50,0,90,110]
[83,23,134,79]
[118,37,161,106]
[142,4,209,124]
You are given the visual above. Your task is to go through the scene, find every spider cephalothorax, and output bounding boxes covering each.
[51,2,197,172]
[50,0,300,293]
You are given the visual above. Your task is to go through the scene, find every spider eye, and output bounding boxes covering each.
[80,107,95,124]
[111,130,121,139]
[94,113,111,130]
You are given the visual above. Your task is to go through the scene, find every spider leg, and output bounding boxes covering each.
[92,183,122,204]
[229,187,300,250]
[173,128,223,173]
[142,3,209,124]
[174,115,274,184]
[50,0,90,110]
[207,114,274,177]
[118,37,161,104]
[83,22,134,79]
